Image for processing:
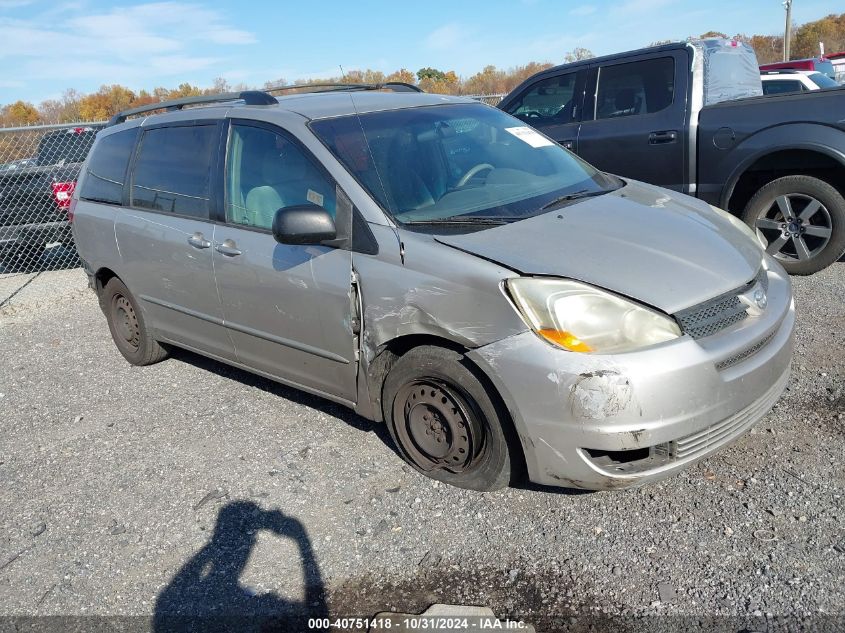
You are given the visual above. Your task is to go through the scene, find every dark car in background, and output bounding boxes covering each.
[498,40,845,275]
[0,125,100,271]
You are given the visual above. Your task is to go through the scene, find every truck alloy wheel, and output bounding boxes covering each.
[743,175,845,275]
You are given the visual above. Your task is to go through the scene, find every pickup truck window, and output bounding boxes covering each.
[131,125,216,219]
[79,129,137,205]
[595,57,674,120]
[504,72,578,124]
[36,128,98,167]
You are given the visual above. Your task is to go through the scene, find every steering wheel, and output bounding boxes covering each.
[523,111,543,118]
[455,163,494,188]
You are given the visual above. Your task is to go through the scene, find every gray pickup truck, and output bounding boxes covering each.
[0,125,100,271]
[499,39,845,274]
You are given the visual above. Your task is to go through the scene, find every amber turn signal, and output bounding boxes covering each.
[538,329,594,352]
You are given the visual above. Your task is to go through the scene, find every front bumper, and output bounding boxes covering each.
[468,264,795,490]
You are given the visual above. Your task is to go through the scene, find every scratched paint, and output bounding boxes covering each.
[569,370,633,419]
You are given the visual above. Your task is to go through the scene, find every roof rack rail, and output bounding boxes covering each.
[262,81,423,94]
[107,82,424,126]
[107,90,277,126]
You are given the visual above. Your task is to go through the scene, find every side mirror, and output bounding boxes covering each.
[272,204,336,245]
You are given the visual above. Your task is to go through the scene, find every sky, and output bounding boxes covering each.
[0,0,838,104]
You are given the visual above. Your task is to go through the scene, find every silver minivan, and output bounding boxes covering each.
[72,86,794,491]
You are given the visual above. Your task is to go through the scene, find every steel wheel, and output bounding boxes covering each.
[392,379,486,474]
[754,193,832,263]
[111,293,141,351]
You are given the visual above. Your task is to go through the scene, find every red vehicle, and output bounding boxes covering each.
[759,57,836,80]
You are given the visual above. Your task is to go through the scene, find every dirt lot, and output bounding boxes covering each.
[1,266,843,631]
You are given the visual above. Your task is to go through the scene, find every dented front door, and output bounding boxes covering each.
[212,229,357,401]
[211,119,357,401]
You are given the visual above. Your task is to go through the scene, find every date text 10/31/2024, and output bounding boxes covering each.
[308,616,531,630]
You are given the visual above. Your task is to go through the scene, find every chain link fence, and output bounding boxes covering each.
[0,122,104,275]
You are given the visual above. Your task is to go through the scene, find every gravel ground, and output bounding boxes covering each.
[0,266,843,631]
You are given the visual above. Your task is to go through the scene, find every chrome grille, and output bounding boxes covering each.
[675,268,767,339]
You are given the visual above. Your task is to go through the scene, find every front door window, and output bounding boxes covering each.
[226,124,336,230]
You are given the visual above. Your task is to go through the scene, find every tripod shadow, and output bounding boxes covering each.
[154,500,328,632]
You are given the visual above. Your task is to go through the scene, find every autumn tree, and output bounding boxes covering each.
[386,68,416,85]
[792,13,845,58]
[168,83,204,99]
[463,65,507,95]
[563,47,594,63]
[417,67,447,82]
[343,69,386,84]
[77,85,136,120]
[263,77,288,89]
[209,77,232,93]
[418,70,459,95]
[1,100,40,126]
[508,62,555,88]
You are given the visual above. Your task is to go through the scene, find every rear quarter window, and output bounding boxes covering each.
[130,125,217,218]
[79,128,138,205]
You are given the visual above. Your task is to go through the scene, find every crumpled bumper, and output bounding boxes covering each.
[468,265,795,490]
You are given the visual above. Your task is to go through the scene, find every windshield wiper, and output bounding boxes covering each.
[540,189,608,211]
[401,216,518,226]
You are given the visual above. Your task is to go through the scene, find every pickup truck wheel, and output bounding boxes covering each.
[742,175,845,275]
[102,277,168,366]
[382,346,520,491]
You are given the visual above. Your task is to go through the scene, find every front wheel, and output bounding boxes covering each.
[742,175,845,275]
[382,346,521,491]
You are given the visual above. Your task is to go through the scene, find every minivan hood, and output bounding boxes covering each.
[435,180,762,314]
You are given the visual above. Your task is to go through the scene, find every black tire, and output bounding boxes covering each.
[101,277,168,366]
[742,175,845,275]
[381,345,521,491]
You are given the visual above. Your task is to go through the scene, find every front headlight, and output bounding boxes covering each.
[708,204,763,248]
[506,278,682,353]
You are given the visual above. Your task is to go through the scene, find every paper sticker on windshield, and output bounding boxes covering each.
[504,126,554,148]
[307,189,324,207]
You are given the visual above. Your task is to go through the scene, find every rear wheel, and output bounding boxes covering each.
[102,277,168,366]
[382,346,520,491]
[742,175,845,275]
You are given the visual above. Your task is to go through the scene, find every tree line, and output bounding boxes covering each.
[1,12,841,127]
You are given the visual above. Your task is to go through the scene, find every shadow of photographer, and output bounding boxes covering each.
[154,500,328,632]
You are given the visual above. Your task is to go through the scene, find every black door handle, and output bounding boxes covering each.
[649,130,678,145]
[559,139,575,150]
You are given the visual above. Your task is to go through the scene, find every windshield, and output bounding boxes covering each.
[807,72,838,89]
[311,103,618,224]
